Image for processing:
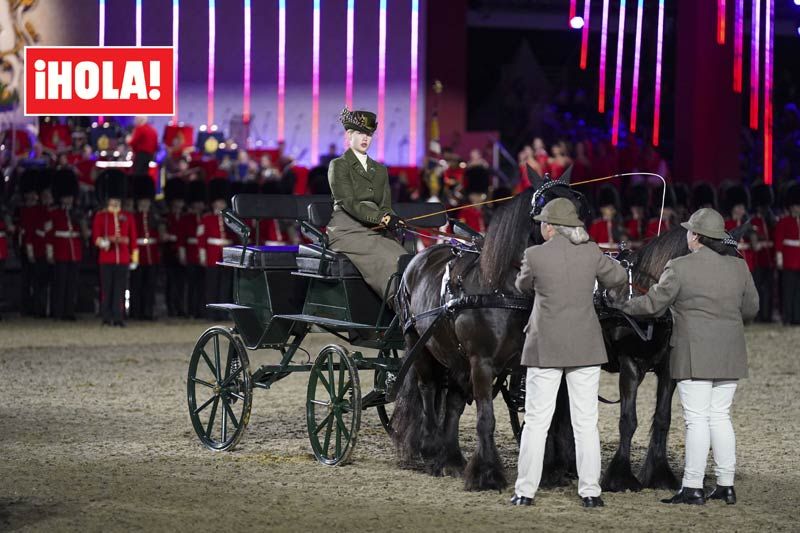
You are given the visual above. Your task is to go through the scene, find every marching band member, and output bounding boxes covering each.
[198,178,234,320]
[45,169,83,320]
[750,183,776,322]
[622,208,759,505]
[511,198,627,508]
[130,175,160,320]
[775,184,800,325]
[327,108,408,301]
[180,180,207,318]
[588,184,623,252]
[163,178,186,317]
[724,185,756,272]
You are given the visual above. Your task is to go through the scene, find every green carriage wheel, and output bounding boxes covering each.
[306,344,361,466]
[187,326,253,452]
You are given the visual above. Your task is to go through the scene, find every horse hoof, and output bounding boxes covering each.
[602,460,643,493]
[640,461,680,490]
[464,456,508,491]
[441,454,467,478]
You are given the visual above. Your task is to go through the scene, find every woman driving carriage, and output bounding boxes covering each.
[326,108,408,302]
[621,208,759,506]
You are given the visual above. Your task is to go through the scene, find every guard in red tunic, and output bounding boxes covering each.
[588,184,622,252]
[180,180,207,318]
[723,185,756,272]
[199,178,234,320]
[45,169,83,320]
[130,175,160,320]
[92,170,138,327]
[774,184,800,325]
[459,165,490,234]
[750,183,777,322]
[127,116,159,175]
[623,184,649,250]
[15,169,41,315]
[162,178,186,316]
[32,170,55,317]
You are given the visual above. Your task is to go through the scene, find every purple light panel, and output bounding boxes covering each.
[764,0,773,183]
[409,0,419,165]
[207,0,216,126]
[580,0,591,69]
[243,0,251,123]
[311,0,320,164]
[598,0,610,113]
[733,0,743,92]
[377,0,387,161]
[652,0,665,146]
[750,0,761,129]
[630,0,643,132]
[346,0,354,109]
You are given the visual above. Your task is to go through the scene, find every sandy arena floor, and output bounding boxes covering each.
[0,318,797,531]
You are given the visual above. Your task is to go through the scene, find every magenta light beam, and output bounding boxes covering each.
[570,0,577,22]
[580,0,591,69]
[717,0,726,44]
[611,0,627,146]
[311,0,320,165]
[652,0,665,146]
[243,0,251,124]
[136,0,142,46]
[346,0,354,108]
[377,0,387,161]
[598,0,610,113]
[172,0,179,121]
[409,0,419,165]
[733,0,743,92]
[98,0,105,124]
[630,0,643,132]
[207,0,216,126]
[764,0,773,184]
[277,0,286,141]
[749,0,761,129]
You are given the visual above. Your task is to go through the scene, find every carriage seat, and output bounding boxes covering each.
[221,244,299,269]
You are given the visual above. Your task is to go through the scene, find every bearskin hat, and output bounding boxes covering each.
[596,184,621,209]
[95,169,128,202]
[692,182,717,210]
[628,184,650,209]
[53,168,79,200]
[19,168,40,194]
[464,165,490,195]
[207,178,231,203]
[37,168,54,193]
[751,182,774,208]
[186,179,207,205]
[164,178,186,204]
[133,174,156,200]
[723,184,750,214]
[786,183,800,208]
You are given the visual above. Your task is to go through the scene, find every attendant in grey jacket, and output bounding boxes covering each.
[511,198,627,508]
[622,208,759,506]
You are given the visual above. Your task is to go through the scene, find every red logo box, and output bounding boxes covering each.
[24,46,174,116]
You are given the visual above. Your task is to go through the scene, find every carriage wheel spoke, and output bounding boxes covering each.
[338,361,345,398]
[335,412,350,442]
[314,412,333,435]
[222,398,239,429]
[221,403,228,442]
[220,366,243,388]
[335,417,343,457]
[314,367,330,392]
[190,376,215,389]
[200,349,217,378]
[327,355,335,400]
[337,379,352,402]
[213,335,222,382]
[224,342,235,381]
[205,397,219,437]
[310,399,330,407]
[322,416,334,456]
[229,391,245,401]
[193,394,217,415]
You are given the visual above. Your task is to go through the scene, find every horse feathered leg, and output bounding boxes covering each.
[541,376,576,487]
[602,356,646,492]
[639,356,680,489]
[464,355,507,491]
[436,376,467,477]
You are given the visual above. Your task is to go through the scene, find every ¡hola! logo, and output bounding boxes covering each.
[24,46,174,116]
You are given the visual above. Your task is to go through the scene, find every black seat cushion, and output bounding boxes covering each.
[222,245,299,269]
[297,244,361,278]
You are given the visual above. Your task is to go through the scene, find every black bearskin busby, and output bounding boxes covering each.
[692,182,717,210]
[164,178,186,205]
[95,169,128,202]
[53,168,79,200]
[723,184,750,214]
[751,182,774,209]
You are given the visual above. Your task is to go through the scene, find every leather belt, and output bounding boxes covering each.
[54,230,80,238]
[207,237,232,246]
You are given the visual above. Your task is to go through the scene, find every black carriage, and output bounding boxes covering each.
[186,194,455,465]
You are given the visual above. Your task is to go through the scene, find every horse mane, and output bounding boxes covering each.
[633,226,689,288]
[480,188,535,290]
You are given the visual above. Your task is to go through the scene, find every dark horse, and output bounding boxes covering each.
[588,220,751,492]
[392,168,589,491]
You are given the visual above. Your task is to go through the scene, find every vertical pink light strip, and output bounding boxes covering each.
[311,0,320,165]
[717,0,726,44]
[136,0,142,46]
[173,0,179,121]
[630,0,643,132]
[611,0,626,146]
[733,0,743,92]
[598,0,610,113]
[98,0,105,124]
[409,0,419,165]
[569,0,577,22]
[652,0,664,147]
[207,0,216,126]
[346,0,354,108]
[377,0,387,161]
[277,0,286,141]
[749,0,761,129]
[764,0,773,184]
[243,0,251,123]
[580,0,591,70]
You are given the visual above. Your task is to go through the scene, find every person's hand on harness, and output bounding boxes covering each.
[380,212,407,232]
